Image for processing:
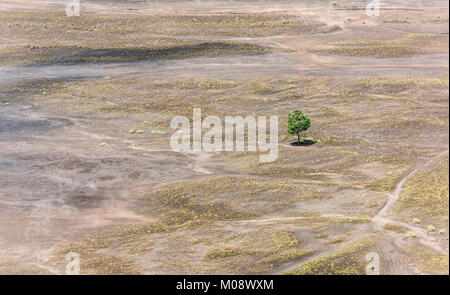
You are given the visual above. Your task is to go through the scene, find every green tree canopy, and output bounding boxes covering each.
[287,109,311,143]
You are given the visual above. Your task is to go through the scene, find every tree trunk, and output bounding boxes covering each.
[297,133,300,144]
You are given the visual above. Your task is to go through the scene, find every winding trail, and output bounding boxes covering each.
[372,149,449,254]
[374,150,449,222]
[273,149,449,274]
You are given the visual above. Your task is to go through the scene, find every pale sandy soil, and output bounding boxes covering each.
[0,0,448,274]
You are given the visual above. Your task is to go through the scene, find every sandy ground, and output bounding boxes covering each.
[0,0,448,274]
[0,53,448,84]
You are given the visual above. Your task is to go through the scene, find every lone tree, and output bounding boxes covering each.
[287,109,311,144]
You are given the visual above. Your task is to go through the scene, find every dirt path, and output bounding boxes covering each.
[273,149,449,274]
[372,149,449,254]
[374,150,449,223]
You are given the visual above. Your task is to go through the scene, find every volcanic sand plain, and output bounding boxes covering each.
[0,0,448,274]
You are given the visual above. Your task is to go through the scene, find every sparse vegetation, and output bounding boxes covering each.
[384,223,409,233]
[405,231,417,238]
[406,247,449,274]
[384,18,409,23]
[318,34,448,58]
[316,45,423,57]
[288,236,377,275]
[396,155,449,226]
[205,247,243,259]
[422,16,449,23]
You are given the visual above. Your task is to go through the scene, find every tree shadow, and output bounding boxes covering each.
[290,139,316,146]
